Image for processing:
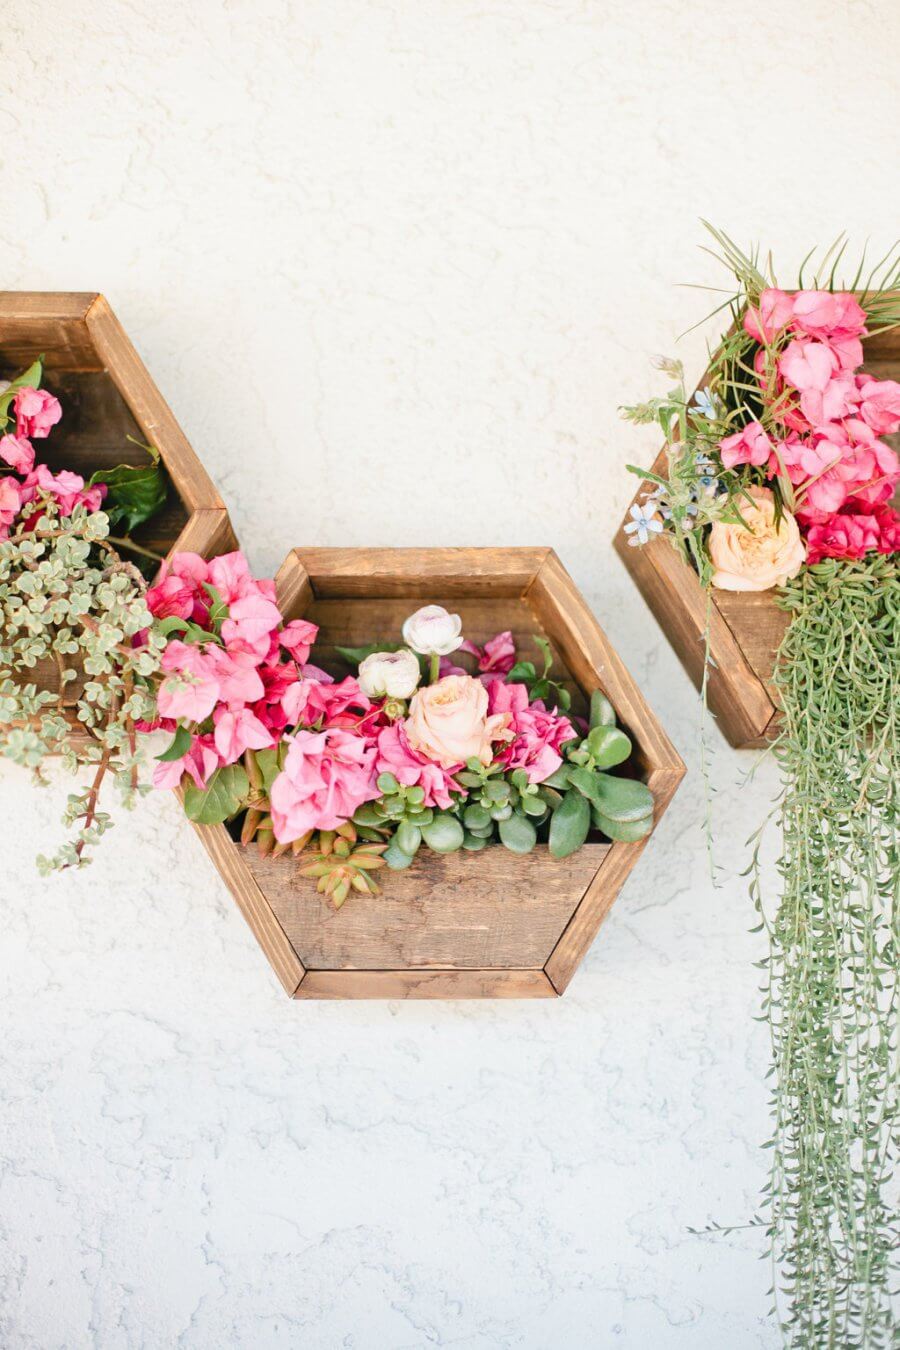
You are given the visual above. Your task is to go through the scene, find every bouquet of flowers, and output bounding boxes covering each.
[1,360,654,905]
[623,230,899,1350]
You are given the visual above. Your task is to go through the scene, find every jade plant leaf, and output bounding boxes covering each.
[498,813,537,854]
[590,775,654,823]
[585,723,632,769]
[548,789,591,858]
[591,810,653,843]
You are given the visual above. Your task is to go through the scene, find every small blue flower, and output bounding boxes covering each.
[692,386,719,420]
[624,502,664,546]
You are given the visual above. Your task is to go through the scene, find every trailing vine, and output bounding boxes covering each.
[751,555,899,1347]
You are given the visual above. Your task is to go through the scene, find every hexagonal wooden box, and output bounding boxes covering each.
[190,547,685,999]
[0,292,237,724]
[615,319,900,749]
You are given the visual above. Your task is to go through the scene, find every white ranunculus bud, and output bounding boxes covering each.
[401,605,463,656]
[358,648,421,700]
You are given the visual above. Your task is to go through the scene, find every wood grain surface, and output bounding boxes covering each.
[245,843,608,970]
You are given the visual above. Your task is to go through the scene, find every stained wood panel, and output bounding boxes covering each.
[246,844,607,970]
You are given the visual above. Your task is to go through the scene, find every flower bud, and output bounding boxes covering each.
[358,648,421,699]
[401,605,463,657]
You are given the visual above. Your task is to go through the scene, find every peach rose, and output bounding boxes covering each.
[709,487,806,591]
[405,674,511,768]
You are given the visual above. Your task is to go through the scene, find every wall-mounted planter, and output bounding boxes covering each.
[615,322,900,749]
[0,292,237,730]
[190,547,684,999]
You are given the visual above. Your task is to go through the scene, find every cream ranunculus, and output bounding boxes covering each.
[401,604,463,656]
[709,487,806,591]
[405,674,511,768]
[358,648,421,700]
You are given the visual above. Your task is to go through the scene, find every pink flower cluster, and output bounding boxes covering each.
[147,550,357,792]
[146,565,577,847]
[0,387,105,538]
[719,289,900,563]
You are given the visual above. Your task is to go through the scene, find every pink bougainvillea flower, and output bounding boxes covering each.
[278,618,319,663]
[719,421,772,470]
[23,464,106,517]
[269,727,379,841]
[281,674,370,732]
[203,645,266,706]
[792,429,899,520]
[156,641,222,723]
[375,721,462,809]
[152,733,220,791]
[213,705,274,763]
[487,679,575,783]
[804,509,882,565]
[220,593,283,658]
[207,551,254,604]
[789,290,867,344]
[798,372,860,428]
[147,551,211,623]
[13,387,62,439]
[778,339,839,394]
[145,573,198,621]
[855,377,900,437]
[0,476,23,535]
[743,288,795,344]
[0,433,35,474]
[458,630,517,682]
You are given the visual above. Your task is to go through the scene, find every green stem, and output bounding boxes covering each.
[106,534,165,564]
[429,652,440,684]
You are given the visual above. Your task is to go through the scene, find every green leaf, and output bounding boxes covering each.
[396,821,422,855]
[182,764,250,825]
[377,771,400,795]
[540,763,571,790]
[507,660,537,683]
[548,789,590,858]
[90,447,167,534]
[384,837,416,869]
[421,814,465,853]
[353,801,384,828]
[590,690,616,728]
[155,615,191,639]
[202,583,230,631]
[455,771,484,788]
[586,724,632,769]
[463,802,491,830]
[254,746,283,794]
[533,634,554,677]
[590,774,654,823]
[591,809,653,843]
[462,832,489,851]
[336,641,401,667]
[498,813,537,854]
[567,765,603,805]
[156,724,193,762]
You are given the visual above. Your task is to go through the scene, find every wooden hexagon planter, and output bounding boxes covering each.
[615,320,900,749]
[0,292,237,728]
[0,292,235,561]
[190,548,685,999]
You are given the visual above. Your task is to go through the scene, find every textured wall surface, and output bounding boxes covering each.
[2,3,899,1346]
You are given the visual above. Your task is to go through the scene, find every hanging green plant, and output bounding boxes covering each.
[622,228,900,1348]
